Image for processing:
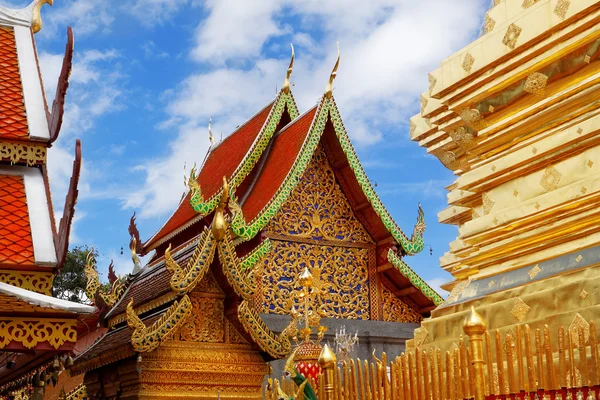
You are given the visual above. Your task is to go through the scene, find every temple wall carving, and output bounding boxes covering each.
[261,145,420,322]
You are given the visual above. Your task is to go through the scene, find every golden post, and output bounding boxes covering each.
[463,306,487,400]
[319,344,337,400]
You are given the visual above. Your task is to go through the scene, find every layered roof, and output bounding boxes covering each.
[0,3,79,271]
[144,102,275,249]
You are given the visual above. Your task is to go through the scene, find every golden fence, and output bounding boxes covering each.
[270,307,600,400]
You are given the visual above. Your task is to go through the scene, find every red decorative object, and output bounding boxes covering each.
[294,341,323,388]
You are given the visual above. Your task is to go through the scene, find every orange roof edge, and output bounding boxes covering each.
[142,96,283,252]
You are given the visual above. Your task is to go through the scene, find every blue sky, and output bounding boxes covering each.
[9,0,488,294]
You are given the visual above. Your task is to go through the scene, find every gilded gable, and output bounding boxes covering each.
[264,145,372,244]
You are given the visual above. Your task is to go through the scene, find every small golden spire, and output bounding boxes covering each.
[31,0,53,34]
[212,176,229,241]
[299,266,313,288]
[463,306,486,336]
[282,43,295,94]
[318,344,337,368]
[208,116,215,146]
[324,42,340,99]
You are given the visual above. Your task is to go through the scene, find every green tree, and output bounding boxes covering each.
[52,245,98,303]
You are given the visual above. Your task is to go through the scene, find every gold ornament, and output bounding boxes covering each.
[0,318,77,349]
[0,141,47,165]
[0,270,53,295]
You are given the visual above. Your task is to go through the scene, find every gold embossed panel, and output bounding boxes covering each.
[265,145,372,244]
[381,285,422,323]
[0,270,53,295]
[261,240,370,320]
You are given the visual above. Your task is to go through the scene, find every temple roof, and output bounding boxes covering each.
[0,2,79,271]
[0,167,56,267]
[144,97,291,251]
[0,281,96,314]
[242,106,317,221]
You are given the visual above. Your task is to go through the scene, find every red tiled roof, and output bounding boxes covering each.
[242,107,317,222]
[0,27,28,140]
[145,101,275,250]
[0,175,34,267]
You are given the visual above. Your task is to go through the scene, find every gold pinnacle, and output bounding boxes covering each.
[318,344,337,368]
[463,306,486,336]
[299,267,314,288]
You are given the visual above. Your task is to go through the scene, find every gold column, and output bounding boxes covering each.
[319,344,337,400]
[463,306,487,400]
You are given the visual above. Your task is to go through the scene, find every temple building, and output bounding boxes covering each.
[409,0,600,361]
[0,1,99,399]
[72,45,441,398]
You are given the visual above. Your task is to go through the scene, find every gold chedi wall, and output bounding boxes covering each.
[409,0,600,349]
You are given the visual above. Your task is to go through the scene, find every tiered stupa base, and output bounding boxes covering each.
[407,257,600,353]
[84,342,268,400]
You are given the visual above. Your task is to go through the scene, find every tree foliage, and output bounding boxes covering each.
[52,245,98,303]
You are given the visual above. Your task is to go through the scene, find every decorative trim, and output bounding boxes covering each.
[55,140,82,270]
[0,270,53,295]
[0,318,77,349]
[265,232,375,249]
[126,295,193,353]
[66,383,86,400]
[387,249,443,306]
[165,227,216,295]
[108,292,177,328]
[238,300,291,358]
[368,248,381,320]
[187,91,299,217]
[84,250,125,307]
[0,140,46,165]
[48,27,73,143]
[217,231,264,301]
[327,98,426,255]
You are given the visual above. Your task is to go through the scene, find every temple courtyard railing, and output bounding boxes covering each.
[267,307,600,400]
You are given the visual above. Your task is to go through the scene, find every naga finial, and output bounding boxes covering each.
[208,116,215,146]
[324,42,340,99]
[282,43,295,94]
[31,0,53,33]
[130,237,142,274]
[212,176,230,241]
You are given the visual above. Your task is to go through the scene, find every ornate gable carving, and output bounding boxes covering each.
[265,145,372,244]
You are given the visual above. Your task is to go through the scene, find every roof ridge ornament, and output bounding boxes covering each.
[282,43,294,94]
[32,0,53,33]
[208,116,215,145]
[324,41,340,99]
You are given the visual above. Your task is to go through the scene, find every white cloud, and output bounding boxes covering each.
[38,47,127,241]
[191,0,286,63]
[45,0,115,37]
[426,277,448,298]
[377,179,451,199]
[124,0,190,26]
[122,0,487,220]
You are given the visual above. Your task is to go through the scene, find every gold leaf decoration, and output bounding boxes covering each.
[568,313,590,347]
[554,0,570,19]
[502,24,522,50]
[462,53,475,73]
[523,72,548,96]
[528,264,541,279]
[511,298,530,322]
[539,166,562,192]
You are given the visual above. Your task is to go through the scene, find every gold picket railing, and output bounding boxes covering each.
[271,307,600,400]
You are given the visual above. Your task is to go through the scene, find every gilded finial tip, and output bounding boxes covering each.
[463,306,486,336]
[324,42,341,99]
[281,43,295,94]
[299,267,313,288]
[318,344,336,368]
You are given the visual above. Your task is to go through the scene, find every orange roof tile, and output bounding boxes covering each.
[242,107,317,222]
[0,175,34,267]
[145,101,275,249]
[0,27,28,140]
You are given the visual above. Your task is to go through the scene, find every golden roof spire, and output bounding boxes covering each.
[324,42,340,99]
[282,43,294,94]
[208,116,215,145]
[32,0,53,33]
